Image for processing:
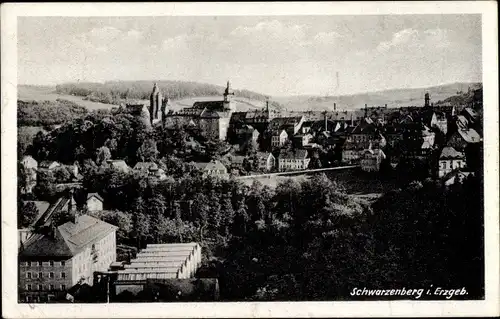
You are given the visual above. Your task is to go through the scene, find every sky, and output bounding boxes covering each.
[18,15,482,96]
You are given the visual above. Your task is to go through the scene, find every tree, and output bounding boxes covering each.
[53,166,72,183]
[221,193,235,239]
[96,146,112,165]
[18,201,39,228]
[137,139,159,162]
[91,210,133,244]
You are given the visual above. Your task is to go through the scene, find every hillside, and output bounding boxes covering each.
[274,82,482,112]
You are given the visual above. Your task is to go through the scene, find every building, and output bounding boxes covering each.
[293,133,313,148]
[193,160,229,179]
[112,243,202,299]
[134,162,158,172]
[106,160,130,173]
[170,81,235,141]
[86,193,104,212]
[20,156,38,194]
[269,116,304,136]
[447,128,481,152]
[271,129,288,148]
[278,149,310,172]
[18,201,50,245]
[438,146,466,178]
[149,83,169,126]
[18,214,117,303]
[39,161,61,171]
[443,170,473,187]
[360,148,386,172]
[256,152,276,171]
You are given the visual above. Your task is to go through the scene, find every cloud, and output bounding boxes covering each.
[230,20,309,42]
[376,28,451,53]
[313,31,342,44]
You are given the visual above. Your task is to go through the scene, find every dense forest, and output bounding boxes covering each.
[54,80,276,105]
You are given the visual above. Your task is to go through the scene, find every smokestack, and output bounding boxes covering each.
[364,104,368,118]
[334,103,336,111]
[385,104,387,108]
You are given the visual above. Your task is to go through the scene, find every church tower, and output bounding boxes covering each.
[150,83,163,125]
[424,92,430,108]
[223,80,234,103]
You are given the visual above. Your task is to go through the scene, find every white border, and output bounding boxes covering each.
[1,2,498,318]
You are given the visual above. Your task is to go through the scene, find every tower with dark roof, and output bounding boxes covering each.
[150,83,163,125]
[424,92,430,108]
[223,80,234,103]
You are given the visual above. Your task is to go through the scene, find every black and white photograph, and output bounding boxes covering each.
[1,2,498,318]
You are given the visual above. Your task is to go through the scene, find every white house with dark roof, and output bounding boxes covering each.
[18,214,117,303]
[39,161,61,171]
[106,159,130,173]
[438,146,466,178]
[278,149,310,172]
[86,193,104,212]
[193,160,229,179]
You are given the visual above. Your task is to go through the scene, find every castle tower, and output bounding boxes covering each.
[223,80,234,103]
[424,92,430,108]
[150,82,163,125]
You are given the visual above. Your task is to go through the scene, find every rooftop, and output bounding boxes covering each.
[19,215,117,258]
[440,146,465,159]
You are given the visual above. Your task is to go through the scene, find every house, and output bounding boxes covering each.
[256,152,276,172]
[271,129,289,148]
[39,161,61,171]
[443,170,473,187]
[20,156,38,194]
[269,116,304,136]
[106,160,130,173]
[293,133,313,148]
[447,128,481,152]
[86,193,104,212]
[278,149,310,172]
[360,148,386,172]
[193,160,229,179]
[134,162,158,172]
[438,146,466,178]
[346,118,378,150]
[18,214,117,303]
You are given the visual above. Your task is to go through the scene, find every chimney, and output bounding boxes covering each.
[334,103,336,111]
[385,104,387,108]
[324,111,328,132]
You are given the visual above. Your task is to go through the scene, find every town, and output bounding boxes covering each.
[17,79,484,303]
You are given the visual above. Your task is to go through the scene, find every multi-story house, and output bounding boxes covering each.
[193,160,229,179]
[278,150,310,172]
[271,129,289,148]
[360,148,386,172]
[256,152,276,172]
[438,146,466,178]
[18,214,117,303]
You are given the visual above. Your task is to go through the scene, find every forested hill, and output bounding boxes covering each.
[54,80,273,105]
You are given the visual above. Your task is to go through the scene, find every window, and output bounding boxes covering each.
[26,296,32,302]
[38,261,43,266]
[49,272,54,278]
[49,261,54,267]
[38,284,43,291]
[61,272,66,279]
[60,261,65,266]
[27,284,32,291]
[27,261,31,267]
[38,272,43,278]
[33,272,38,279]
[61,284,66,290]
[49,284,55,291]
[26,272,31,279]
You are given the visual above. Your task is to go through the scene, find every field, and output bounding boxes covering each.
[18,85,117,110]
[18,85,267,112]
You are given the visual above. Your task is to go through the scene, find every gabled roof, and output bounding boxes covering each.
[39,161,60,169]
[193,101,228,112]
[193,160,226,171]
[134,162,158,171]
[440,146,464,159]
[351,118,377,135]
[107,160,130,172]
[20,215,117,258]
[458,128,481,143]
[279,149,308,160]
[256,152,274,160]
[87,192,103,202]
